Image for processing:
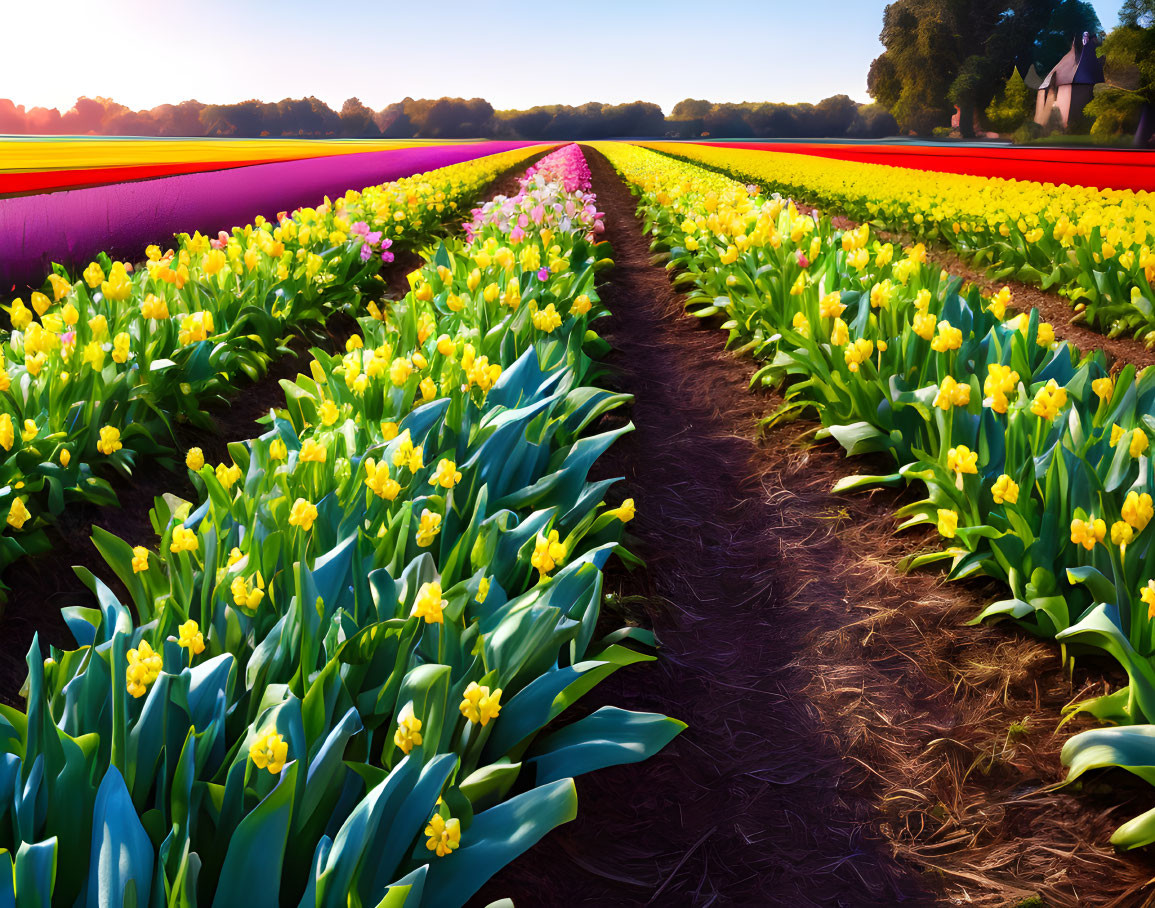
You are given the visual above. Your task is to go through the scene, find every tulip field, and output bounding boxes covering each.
[3,135,1155,904]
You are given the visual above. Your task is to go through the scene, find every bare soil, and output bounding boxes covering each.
[471,147,1155,907]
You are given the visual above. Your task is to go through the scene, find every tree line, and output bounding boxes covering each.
[867,0,1155,142]
[0,95,896,140]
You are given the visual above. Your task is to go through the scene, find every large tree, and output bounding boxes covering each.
[1088,0,1155,143]
[868,0,1100,134]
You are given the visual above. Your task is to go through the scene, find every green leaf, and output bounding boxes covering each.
[420,779,578,906]
[525,707,684,785]
[211,761,298,908]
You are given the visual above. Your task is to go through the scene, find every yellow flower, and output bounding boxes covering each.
[431,458,461,489]
[0,414,14,451]
[83,262,105,289]
[419,377,437,401]
[436,334,456,356]
[930,321,963,353]
[608,498,636,522]
[946,445,978,478]
[415,509,441,547]
[1131,430,1149,459]
[1092,376,1114,403]
[394,704,423,754]
[82,342,105,371]
[6,498,30,530]
[29,291,50,317]
[215,462,242,489]
[843,338,874,372]
[869,279,893,309]
[1036,322,1056,347]
[819,291,845,319]
[177,619,205,655]
[933,376,970,410]
[991,474,1019,505]
[412,580,446,624]
[1029,379,1067,421]
[937,508,958,538]
[1122,491,1154,532]
[269,438,288,461]
[125,639,163,699]
[389,357,413,387]
[100,262,132,301]
[185,447,205,471]
[459,681,503,726]
[531,529,566,578]
[572,294,592,316]
[249,731,288,774]
[289,498,318,532]
[59,447,70,467]
[1111,423,1127,447]
[131,545,150,573]
[319,399,339,426]
[912,311,936,340]
[424,813,461,858]
[47,273,72,301]
[8,299,32,331]
[988,285,1012,320]
[1142,579,1155,619]
[532,303,563,333]
[299,439,327,463]
[477,577,490,603]
[170,525,199,553]
[1111,521,1135,547]
[230,574,266,610]
[1070,516,1107,550]
[96,425,122,456]
[20,420,37,443]
[140,294,169,320]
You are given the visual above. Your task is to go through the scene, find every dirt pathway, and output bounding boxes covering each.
[472,148,930,907]
[472,148,1155,907]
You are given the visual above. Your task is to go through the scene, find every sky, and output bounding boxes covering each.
[0,0,1129,114]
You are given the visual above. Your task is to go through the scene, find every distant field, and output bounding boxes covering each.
[690,139,1155,192]
[0,137,479,194]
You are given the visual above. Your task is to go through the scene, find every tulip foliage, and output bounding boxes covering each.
[597,140,1155,848]
[0,145,681,906]
[644,142,1155,341]
[0,146,543,586]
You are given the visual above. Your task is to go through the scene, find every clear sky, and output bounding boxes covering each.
[0,0,1129,114]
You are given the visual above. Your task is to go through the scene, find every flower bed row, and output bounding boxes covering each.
[0,146,542,587]
[643,141,1155,341]
[597,140,1155,848]
[0,137,469,196]
[0,144,680,905]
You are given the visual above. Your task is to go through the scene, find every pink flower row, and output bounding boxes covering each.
[464,144,604,244]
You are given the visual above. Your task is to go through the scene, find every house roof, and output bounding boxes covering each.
[1024,64,1042,91]
[1039,33,1104,89]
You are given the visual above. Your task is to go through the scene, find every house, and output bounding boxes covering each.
[1035,32,1104,129]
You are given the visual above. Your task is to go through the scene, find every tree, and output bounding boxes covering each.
[1033,0,1103,70]
[868,0,969,134]
[339,97,379,137]
[1091,0,1155,143]
[869,0,1101,135]
[949,55,995,136]
[985,66,1033,131]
